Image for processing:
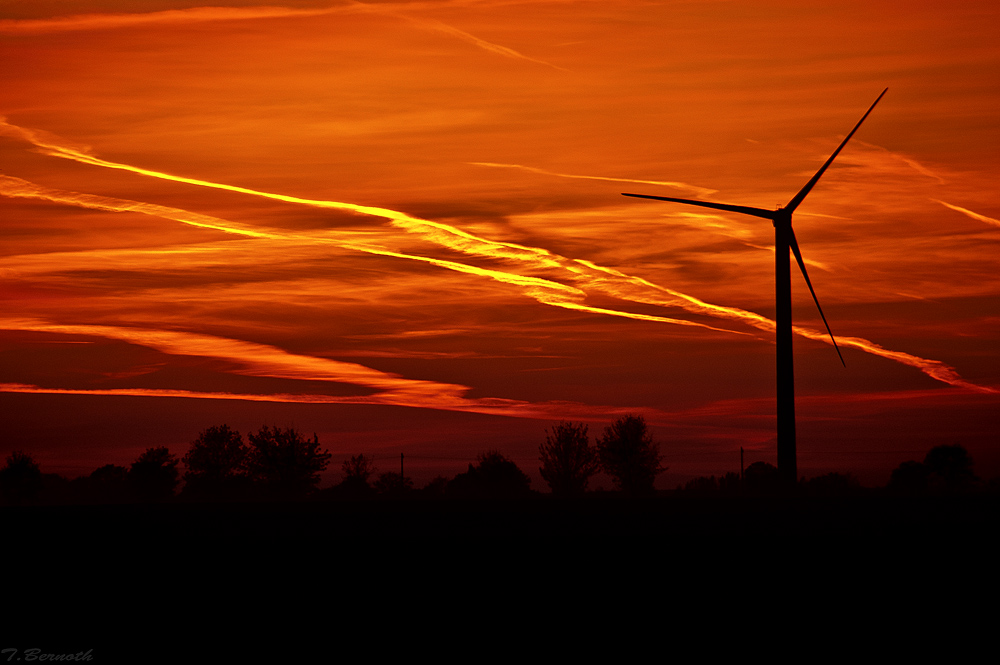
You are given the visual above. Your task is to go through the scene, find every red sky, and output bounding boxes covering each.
[1,0,997,488]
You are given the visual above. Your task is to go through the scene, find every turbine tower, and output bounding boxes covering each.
[622,88,887,487]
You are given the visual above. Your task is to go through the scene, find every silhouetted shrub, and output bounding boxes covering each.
[924,445,976,493]
[742,461,780,494]
[718,472,741,493]
[888,445,977,495]
[129,447,179,502]
[803,472,861,496]
[341,454,376,485]
[76,464,130,504]
[447,450,531,499]
[682,476,718,493]
[0,451,43,504]
[39,473,73,505]
[246,426,331,499]
[375,472,413,497]
[888,460,930,495]
[539,421,600,496]
[597,415,664,496]
[182,425,252,500]
[324,453,376,498]
[421,475,449,498]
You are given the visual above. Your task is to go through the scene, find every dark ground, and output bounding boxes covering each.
[5,494,994,658]
[7,492,996,562]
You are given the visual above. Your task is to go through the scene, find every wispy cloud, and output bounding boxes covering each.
[0,5,338,34]
[371,7,565,70]
[0,381,667,423]
[934,199,1000,228]
[3,119,991,392]
[0,2,562,69]
[470,162,716,196]
[0,318,665,421]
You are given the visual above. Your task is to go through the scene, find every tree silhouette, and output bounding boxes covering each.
[79,464,130,504]
[718,471,741,493]
[924,444,976,493]
[341,454,377,486]
[888,446,977,495]
[129,447,179,502]
[742,461,780,494]
[246,426,331,499]
[320,453,378,499]
[682,475,718,493]
[803,472,861,496]
[182,425,251,500]
[447,450,531,498]
[0,450,43,504]
[421,475,449,497]
[539,421,599,496]
[374,472,413,497]
[596,415,664,496]
[888,460,930,495]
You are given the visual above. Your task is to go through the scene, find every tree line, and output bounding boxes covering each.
[0,415,990,505]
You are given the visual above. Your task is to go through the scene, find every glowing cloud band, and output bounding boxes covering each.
[1,119,991,392]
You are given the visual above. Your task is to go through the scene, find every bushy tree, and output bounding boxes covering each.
[447,450,531,498]
[322,453,378,499]
[183,425,247,481]
[374,472,413,497]
[182,425,251,499]
[341,454,377,486]
[718,472,741,493]
[247,426,331,499]
[888,445,977,495]
[924,444,976,493]
[802,472,861,496]
[129,447,179,502]
[421,475,449,497]
[596,415,664,495]
[888,460,930,494]
[539,421,600,496]
[742,461,780,494]
[0,450,43,504]
[75,464,130,504]
[682,475,719,493]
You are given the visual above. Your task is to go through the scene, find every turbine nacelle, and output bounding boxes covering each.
[771,208,791,228]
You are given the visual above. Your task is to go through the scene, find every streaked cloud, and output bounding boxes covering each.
[470,162,717,196]
[0,5,338,33]
[0,2,561,68]
[2,120,989,392]
[934,200,1000,228]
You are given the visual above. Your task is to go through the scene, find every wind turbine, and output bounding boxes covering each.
[622,88,887,487]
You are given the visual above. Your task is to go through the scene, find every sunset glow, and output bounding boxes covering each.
[2,0,997,485]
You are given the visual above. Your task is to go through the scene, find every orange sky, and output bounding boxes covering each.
[1,0,997,487]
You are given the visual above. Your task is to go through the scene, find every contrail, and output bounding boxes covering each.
[791,326,989,392]
[0,382,663,422]
[0,175,276,239]
[0,174,732,333]
[2,119,989,390]
[0,119,567,267]
[383,12,565,70]
[0,2,562,69]
[0,5,337,33]
[470,162,716,196]
[934,199,1000,228]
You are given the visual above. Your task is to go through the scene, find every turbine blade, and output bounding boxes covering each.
[785,88,888,213]
[622,193,775,220]
[789,229,846,366]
